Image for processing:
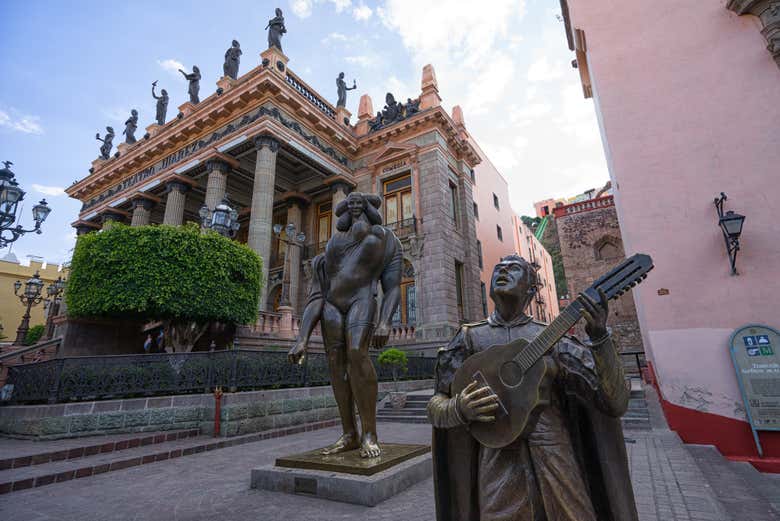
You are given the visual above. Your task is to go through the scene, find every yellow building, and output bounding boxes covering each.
[0,257,66,342]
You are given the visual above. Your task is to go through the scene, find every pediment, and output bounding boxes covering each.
[373,142,418,165]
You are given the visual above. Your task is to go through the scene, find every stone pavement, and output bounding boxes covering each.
[0,389,779,520]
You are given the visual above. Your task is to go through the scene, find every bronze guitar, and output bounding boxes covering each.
[451,253,654,449]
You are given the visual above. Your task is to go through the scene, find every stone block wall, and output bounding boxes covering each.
[0,379,433,440]
[556,204,644,352]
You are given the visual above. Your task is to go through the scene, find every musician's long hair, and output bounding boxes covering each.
[334,193,383,232]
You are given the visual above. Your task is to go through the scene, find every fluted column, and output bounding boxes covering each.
[203,159,231,221]
[286,201,303,312]
[249,136,279,311]
[130,199,154,226]
[331,182,349,234]
[162,181,189,225]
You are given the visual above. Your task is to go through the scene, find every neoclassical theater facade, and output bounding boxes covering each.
[67,46,503,352]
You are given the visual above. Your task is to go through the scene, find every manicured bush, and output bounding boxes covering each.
[66,224,263,350]
[378,348,408,391]
[23,324,45,345]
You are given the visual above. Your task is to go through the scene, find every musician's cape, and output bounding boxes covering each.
[431,325,639,521]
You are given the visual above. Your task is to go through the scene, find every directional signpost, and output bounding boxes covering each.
[729,324,780,457]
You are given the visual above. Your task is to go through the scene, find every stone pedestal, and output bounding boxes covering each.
[278,305,295,339]
[217,76,237,92]
[117,142,135,155]
[145,123,162,138]
[251,445,431,506]
[91,158,107,171]
[336,106,352,127]
[260,47,289,76]
[178,102,197,117]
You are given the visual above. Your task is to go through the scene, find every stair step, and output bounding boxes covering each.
[0,429,200,471]
[0,419,338,495]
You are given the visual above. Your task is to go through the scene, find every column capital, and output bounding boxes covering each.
[165,180,191,194]
[99,209,129,225]
[323,175,355,194]
[73,220,101,236]
[279,191,311,209]
[205,158,233,173]
[131,199,155,211]
[253,135,280,153]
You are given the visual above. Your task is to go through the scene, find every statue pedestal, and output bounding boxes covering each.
[260,47,289,76]
[251,444,431,506]
[91,158,107,171]
[116,142,135,155]
[216,76,237,92]
[336,107,352,127]
[145,124,162,138]
[178,102,197,117]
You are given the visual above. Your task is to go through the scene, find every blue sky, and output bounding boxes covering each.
[0,0,608,265]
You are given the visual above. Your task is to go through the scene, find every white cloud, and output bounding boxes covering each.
[353,3,372,20]
[321,32,349,44]
[156,58,185,79]
[290,0,313,18]
[0,109,44,135]
[328,0,352,12]
[345,55,378,68]
[527,56,565,82]
[32,184,66,197]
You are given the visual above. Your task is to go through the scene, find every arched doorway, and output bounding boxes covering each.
[266,284,282,312]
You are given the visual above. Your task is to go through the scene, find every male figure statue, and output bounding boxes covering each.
[178,65,201,104]
[95,126,115,159]
[151,81,169,126]
[336,72,356,108]
[428,255,638,521]
[289,192,402,458]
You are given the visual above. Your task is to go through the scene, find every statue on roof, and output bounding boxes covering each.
[223,40,242,80]
[123,109,138,144]
[382,93,403,124]
[405,97,420,116]
[336,72,357,108]
[266,8,286,52]
[151,81,169,126]
[178,65,202,104]
[95,126,115,160]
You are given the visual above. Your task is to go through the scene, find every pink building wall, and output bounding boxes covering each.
[565,0,780,458]
[469,138,558,322]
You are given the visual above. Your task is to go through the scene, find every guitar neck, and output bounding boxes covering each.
[513,302,583,371]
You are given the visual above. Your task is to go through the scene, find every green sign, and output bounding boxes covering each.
[729,324,780,457]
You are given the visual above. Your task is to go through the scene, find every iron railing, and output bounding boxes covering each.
[385,217,418,239]
[4,350,436,404]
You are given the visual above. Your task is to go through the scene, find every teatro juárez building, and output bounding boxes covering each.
[66,43,493,352]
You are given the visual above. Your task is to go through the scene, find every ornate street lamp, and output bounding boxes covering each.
[199,197,240,238]
[13,270,46,345]
[42,276,67,341]
[273,222,306,308]
[714,192,745,276]
[1,161,52,249]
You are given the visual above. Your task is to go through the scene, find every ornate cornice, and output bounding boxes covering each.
[727,0,780,67]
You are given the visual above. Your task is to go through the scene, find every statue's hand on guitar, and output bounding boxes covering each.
[578,288,609,341]
[458,381,500,423]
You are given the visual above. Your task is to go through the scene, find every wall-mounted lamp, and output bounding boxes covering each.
[714,192,745,275]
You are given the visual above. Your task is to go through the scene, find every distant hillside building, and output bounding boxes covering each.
[554,194,643,353]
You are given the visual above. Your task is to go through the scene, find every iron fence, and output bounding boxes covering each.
[4,350,436,404]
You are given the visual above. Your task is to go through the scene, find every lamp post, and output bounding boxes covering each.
[13,270,45,345]
[199,197,240,238]
[714,193,746,275]
[273,222,306,308]
[1,161,52,249]
[42,276,66,341]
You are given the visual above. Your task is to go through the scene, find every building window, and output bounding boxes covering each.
[470,168,476,183]
[392,259,417,325]
[496,225,503,242]
[480,282,488,318]
[477,240,483,269]
[455,261,465,321]
[473,202,479,220]
[315,201,332,254]
[493,193,500,210]
[449,181,460,229]
[383,174,413,227]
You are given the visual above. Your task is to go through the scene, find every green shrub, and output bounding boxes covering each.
[24,324,45,345]
[66,224,263,350]
[378,348,408,391]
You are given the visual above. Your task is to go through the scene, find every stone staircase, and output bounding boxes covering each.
[376,379,651,430]
[377,393,431,424]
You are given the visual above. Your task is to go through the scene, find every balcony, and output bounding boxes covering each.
[385,217,418,239]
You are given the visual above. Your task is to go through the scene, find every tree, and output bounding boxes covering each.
[378,348,408,392]
[66,224,262,352]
